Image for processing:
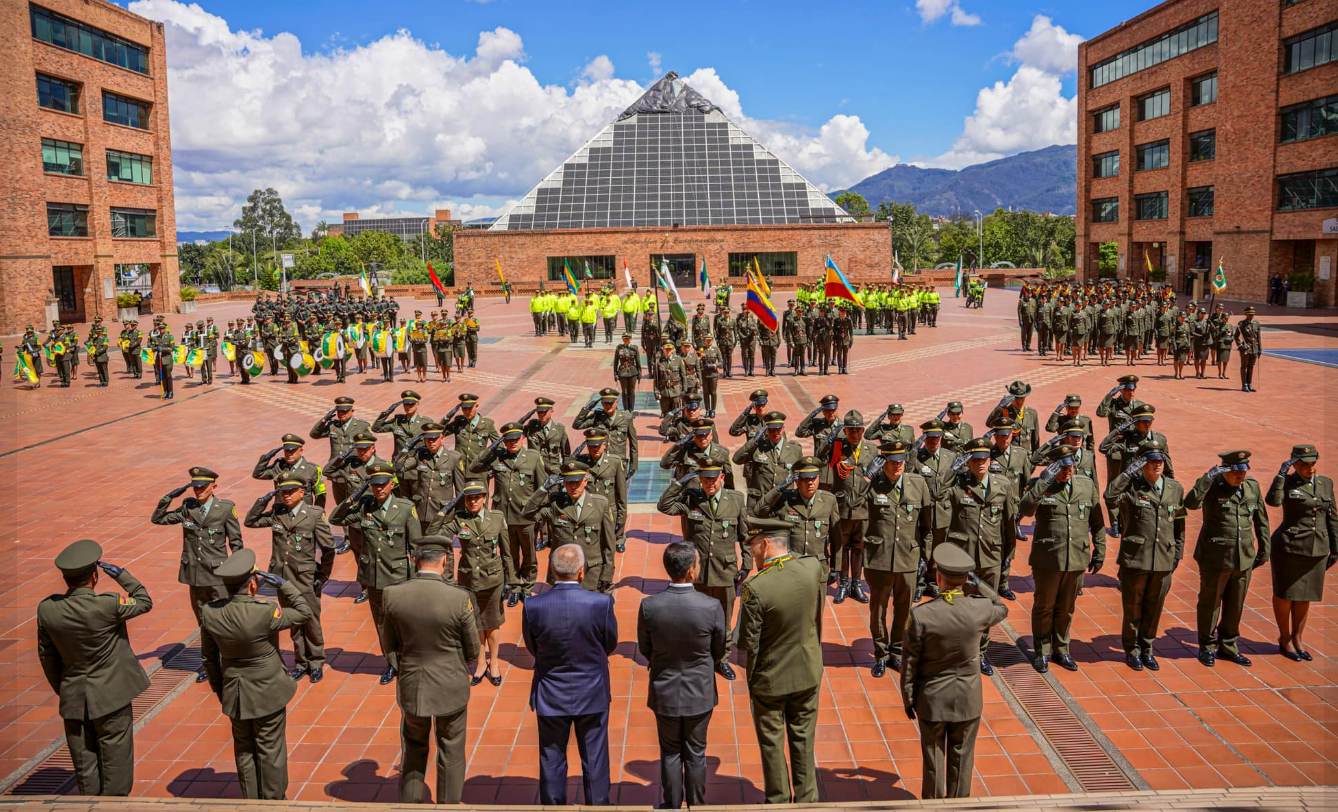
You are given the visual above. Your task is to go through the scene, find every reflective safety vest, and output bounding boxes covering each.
[623,293,641,313]
[581,303,598,324]
[529,296,543,313]
[602,295,620,319]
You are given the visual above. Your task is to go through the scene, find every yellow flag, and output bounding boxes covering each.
[495,259,506,284]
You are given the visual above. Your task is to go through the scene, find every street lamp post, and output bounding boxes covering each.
[973,210,983,271]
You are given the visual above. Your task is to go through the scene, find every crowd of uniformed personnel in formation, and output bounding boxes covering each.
[1015,280,1265,391]
[37,347,1336,805]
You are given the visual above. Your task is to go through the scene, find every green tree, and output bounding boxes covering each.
[935,216,976,267]
[834,191,871,220]
[233,187,302,251]
[875,201,935,270]
[349,230,403,268]
[177,243,210,285]
[256,264,280,291]
[1098,242,1118,273]
[320,235,360,276]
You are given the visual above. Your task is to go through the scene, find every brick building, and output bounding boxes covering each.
[327,208,460,242]
[0,0,179,336]
[1076,0,1337,305]
[455,72,890,289]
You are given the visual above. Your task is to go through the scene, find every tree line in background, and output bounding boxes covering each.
[177,187,458,292]
[833,191,1076,277]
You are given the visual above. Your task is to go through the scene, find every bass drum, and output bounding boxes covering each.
[289,352,315,377]
[242,352,264,377]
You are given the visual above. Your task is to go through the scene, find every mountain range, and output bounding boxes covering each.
[836,144,1077,217]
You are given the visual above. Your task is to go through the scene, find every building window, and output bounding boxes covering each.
[1089,12,1218,88]
[110,207,156,238]
[1190,73,1217,106]
[1091,197,1119,223]
[1277,167,1338,211]
[1283,22,1336,74]
[1136,140,1170,171]
[1134,192,1168,220]
[728,252,798,277]
[106,149,153,184]
[1092,151,1120,178]
[1138,88,1171,121]
[37,73,79,113]
[41,137,83,175]
[30,4,149,75]
[1093,105,1120,133]
[47,203,88,237]
[1189,130,1217,162]
[102,91,150,129]
[545,255,615,282]
[1187,186,1215,217]
[1280,95,1338,143]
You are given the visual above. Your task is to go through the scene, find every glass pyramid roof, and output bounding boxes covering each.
[490,72,853,231]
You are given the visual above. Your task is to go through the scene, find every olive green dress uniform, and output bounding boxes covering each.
[915,423,960,589]
[199,550,312,800]
[1046,402,1095,452]
[614,339,643,411]
[309,404,373,508]
[941,414,974,453]
[573,399,640,476]
[524,413,572,473]
[795,401,840,487]
[655,352,686,415]
[150,479,244,625]
[732,423,804,513]
[470,437,549,598]
[395,441,466,535]
[576,442,629,553]
[866,414,915,446]
[523,481,616,592]
[739,550,826,804]
[660,435,736,490]
[820,423,878,595]
[1019,462,1105,662]
[1099,423,1174,482]
[1233,314,1263,391]
[1103,461,1185,663]
[1265,449,1337,602]
[1094,383,1140,434]
[728,395,770,439]
[864,468,933,667]
[324,438,389,551]
[901,547,1009,799]
[989,438,1031,596]
[430,505,514,630]
[656,478,750,660]
[380,555,480,804]
[1184,453,1271,660]
[243,494,336,675]
[937,457,1017,663]
[373,406,431,458]
[443,411,500,470]
[328,481,422,672]
[252,441,326,506]
[756,482,840,559]
[37,542,152,797]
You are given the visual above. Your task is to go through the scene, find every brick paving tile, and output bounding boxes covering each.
[3,290,1336,804]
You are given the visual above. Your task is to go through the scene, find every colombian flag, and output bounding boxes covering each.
[745,272,779,332]
[563,259,579,295]
[823,255,861,306]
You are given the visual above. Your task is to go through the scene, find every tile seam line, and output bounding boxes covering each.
[1168,692,1276,788]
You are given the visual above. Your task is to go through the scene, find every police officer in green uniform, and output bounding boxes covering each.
[916,419,959,598]
[573,387,640,479]
[1103,437,1184,671]
[654,343,685,416]
[941,401,974,452]
[1266,443,1337,662]
[728,389,770,438]
[738,516,825,804]
[660,417,736,490]
[1099,403,1175,484]
[442,393,500,470]
[656,461,749,679]
[820,410,877,602]
[614,332,643,411]
[37,540,152,796]
[243,475,336,683]
[372,390,430,458]
[1045,394,1094,451]
[901,544,1008,799]
[756,456,839,559]
[395,421,465,535]
[252,434,327,507]
[863,440,933,677]
[732,410,804,514]
[310,396,373,511]
[867,403,915,446]
[329,461,421,684]
[523,460,617,592]
[1185,450,1270,667]
[985,415,1030,601]
[1020,445,1105,673]
[151,466,244,682]
[471,421,550,604]
[575,427,629,555]
[200,549,311,800]
[524,397,571,473]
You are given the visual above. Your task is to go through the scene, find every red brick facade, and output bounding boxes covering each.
[0,0,179,336]
[455,222,892,290]
[1076,0,1338,305]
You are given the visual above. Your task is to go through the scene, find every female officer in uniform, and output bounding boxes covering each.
[1266,444,1337,662]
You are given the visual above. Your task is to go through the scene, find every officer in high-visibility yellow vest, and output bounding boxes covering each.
[602,292,621,344]
[622,289,641,334]
[580,297,599,347]
[554,289,571,335]
[529,291,546,336]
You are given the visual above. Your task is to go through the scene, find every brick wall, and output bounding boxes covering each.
[0,0,179,336]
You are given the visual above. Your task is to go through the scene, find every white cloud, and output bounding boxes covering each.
[647,51,662,77]
[916,0,980,26]
[128,0,895,229]
[932,15,1082,168]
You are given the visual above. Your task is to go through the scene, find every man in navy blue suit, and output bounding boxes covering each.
[523,543,618,805]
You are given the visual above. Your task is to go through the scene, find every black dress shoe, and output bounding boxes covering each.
[506,591,520,608]
[1298,648,1313,662]
[871,659,887,678]
[998,587,1017,601]
[1125,653,1144,671]
[379,666,398,685]
[335,541,351,554]
[616,543,625,553]
[980,660,995,676]
[535,539,547,551]
[470,673,484,686]
[925,583,940,598]
[1033,654,1049,673]
[833,580,849,604]
[1217,649,1252,667]
[1198,649,1216,668]
[1140,654,1159,671]
[289,666,309,681]
[715,661,736,680]
[309,667,324,684]
[354,591,369,604]
[195,670,210,683]
[488,669,503,686]
[849,581,870,603]
[827,571,839,586]
[1054,654,1078,672]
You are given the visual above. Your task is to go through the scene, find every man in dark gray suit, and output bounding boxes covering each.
[523,544,618,805]
[637,542,727,809]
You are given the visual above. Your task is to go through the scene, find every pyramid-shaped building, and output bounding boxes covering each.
[491,72,853,231]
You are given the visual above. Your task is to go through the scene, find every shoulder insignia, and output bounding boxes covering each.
[119,595,136,606]
[232,505,239,518]
[273,606,282,618]
[740,584,752,602]
[466,599,472,612]
[411,505,418,519]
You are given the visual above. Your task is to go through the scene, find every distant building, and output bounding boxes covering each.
[2,0,181,333]
[1076,0,1336,304]
[327,209,460,242]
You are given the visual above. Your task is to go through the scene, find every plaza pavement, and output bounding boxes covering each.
[0,285,1334,804]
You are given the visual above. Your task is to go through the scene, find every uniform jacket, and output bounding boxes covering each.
[523,582,617,716]
[381,571,480,717]
[900,582,1008,722]
[916,446,959,529]
[1020,475,1105,571]
[864,472,933,573]
[200,581,311,719]
[152,495,244,587]
[939,472,1018,569]
[1185,474,1270,572]
[1099,429,1174,480]
[372,412,430,456]
[757,487,839,558]
[329,494,422,588]
[866,420,914,446]
[732,433,804,502]
[1266,473,1338,558]
[396,446,465,520]
[739,554,825,697]
[614,345,642,379]
[471,447,549,526]
[657,481,751,585]
[1044,411,1095,450]
[573,407,639,472]
[660,440,735,490]
[525,419,571,471]
[636,586,727,716]
[1103,472,1185,571]
[244,498,336,581]
[576,451,628,533]
[251,455,325,504]
[523,490,616,589]
[309,415,373,457]
[431,508,513,591]
[443,415,500,467]
[37,569,152,720]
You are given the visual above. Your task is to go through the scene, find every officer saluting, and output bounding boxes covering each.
[199,549,311,800]
[37,540,152,796]
[901,544,1008,799]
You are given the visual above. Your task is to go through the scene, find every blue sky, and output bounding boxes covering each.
[119,0,1157,232]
